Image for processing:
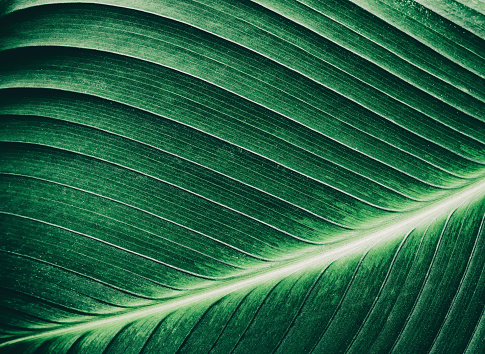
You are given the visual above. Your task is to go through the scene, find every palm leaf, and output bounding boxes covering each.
[1,0,484,352]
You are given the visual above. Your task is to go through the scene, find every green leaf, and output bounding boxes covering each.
[1,0,484,352]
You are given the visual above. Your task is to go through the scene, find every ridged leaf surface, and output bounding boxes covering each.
[0,0,484,353]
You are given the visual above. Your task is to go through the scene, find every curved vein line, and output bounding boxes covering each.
[2,85,412,216]
[101,323,130,354]
[0,105,368,231]
[0,211,236,282]
[367,222,431,350]
[3,41,481,177]
[2,176,249,270]
[3,1,485,83]
[271,260,335,353]
[207,291,253,353]
[2,114,356,229]
[1,175,484,348]
[0,86,460,190]
[0,93,433,215]
[0,303,92,330]
[189,0,485,128]
[291,0,485,103]
[309,250,369,354]
[43,200,249,270]
[1,30,455,200]
[229,279,284,354]
[40,43,485,170]
[79,53,485,170]
[388,208,456,352]
[1,139,337,245]
[345,228,414,353]
[138,316,168,354]
[464,306,485,353]
[26,0,485,108]
[243,0,485,122]
[2,196,249,271]
[346,0,485,76]
[0,249,174,301]
[0,285,104,319]
[101,62,479,198]
[0,305,65,329]
[429,208,485,352]
[374,0,485,59]
[1,132,384,233]
[1,173,287,262]
[174,296,224,353]
[66,332,87,354]
[8,15,485,149]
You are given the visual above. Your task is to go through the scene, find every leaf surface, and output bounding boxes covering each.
[0,0,484,352]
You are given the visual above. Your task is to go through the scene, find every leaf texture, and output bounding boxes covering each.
[0,0,484,353]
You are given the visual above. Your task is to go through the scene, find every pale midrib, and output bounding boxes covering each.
[2,175,485,348]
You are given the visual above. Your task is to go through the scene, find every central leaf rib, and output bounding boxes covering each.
[3,173,484,348]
